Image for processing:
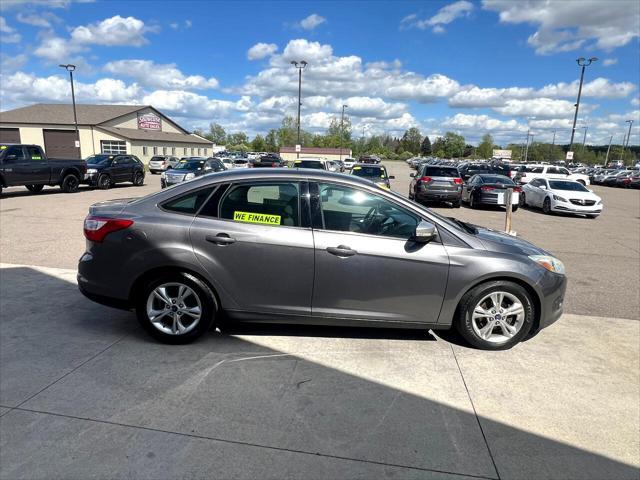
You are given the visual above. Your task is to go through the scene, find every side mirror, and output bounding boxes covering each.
[388,175,395,179]
[413,220,437,243]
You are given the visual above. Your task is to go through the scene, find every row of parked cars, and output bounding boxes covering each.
[587,168,640,189]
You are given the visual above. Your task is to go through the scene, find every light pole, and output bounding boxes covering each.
[623,120,634,164]
[290,60,307,158]
[59,63,80,157]
[569,57,597,152]
[339,104,348,161]
[605,134,613,165]
[581,126,588,153]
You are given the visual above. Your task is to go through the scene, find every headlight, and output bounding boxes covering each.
[529,255,565,275]
[552,194,568,202]
[184,173,195,180]
[86,168,97,174]
[597,199,603,205]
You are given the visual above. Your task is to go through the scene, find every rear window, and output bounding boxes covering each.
[295,160,325,169]
[150,156,166,162]
[162,187,216,215]
[480,175,514,184]
[352,166,385,178]
[423,167,459,177]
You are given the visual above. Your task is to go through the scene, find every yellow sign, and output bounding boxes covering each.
[0,146,7,149]
[353,166,361,170]
[233,211,281,225]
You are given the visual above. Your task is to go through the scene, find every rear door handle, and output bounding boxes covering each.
[326,245,356,257]
[206,233,236,245]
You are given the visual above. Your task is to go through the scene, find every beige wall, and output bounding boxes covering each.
[130,142,212,163]
[281,152,352,161]
[101,107,183,134]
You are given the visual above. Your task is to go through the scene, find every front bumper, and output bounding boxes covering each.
[552,202,602,215]
[537,271,568,331]
[83,173,98,185]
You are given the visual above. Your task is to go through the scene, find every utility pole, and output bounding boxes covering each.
[581,126,588,153]
[59,64,80,158]
[524,128,531,163]
[569,57,597,152]
[605,135,613,165]
[623,120,634,164]
[290,60,307,158]
[339,104,348,162]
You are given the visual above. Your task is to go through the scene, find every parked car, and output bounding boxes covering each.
[461,174,521,211]
[514,164,590,186]
[293,159,327,170]
[629,174,640,189]
[606,160,624,169]
[252,154,284,168]
[458,162,511,182]
[602,170,633,187]
[521,178,602,218]
[350,163,394,189]
[78,168,567,350]
[409,164,463,207]
[161,157,226,188]
[84,154,145,190]
[614,171,636,188]
[343,157,356,169]
[148,155,179,174]
[358,155,381,164]
[0,143,87,195]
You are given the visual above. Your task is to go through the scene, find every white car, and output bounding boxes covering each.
[343,157,356,169]
[521,178,602,218]
[515,164,590,186]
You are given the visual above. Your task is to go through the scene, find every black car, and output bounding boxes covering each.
[161,157,226,188]
[84,154,145,190]
[252,153,284,168]
[458,162,512,182]
[462,174,521,211]
[358,155,381,164]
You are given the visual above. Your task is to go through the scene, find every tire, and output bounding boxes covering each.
[26,184,44,193]
[454,280,534,350]
[519,192,526,207]
[97,174,111,190]
[133,171,144,186]
[452,198,461,208]
[60,173,80,193]
[408,189,414,200]
[587,214,599,219]
[511,205,519,212]
[542,197,552,214]
[136,272,216,344]
[469,194,477,209]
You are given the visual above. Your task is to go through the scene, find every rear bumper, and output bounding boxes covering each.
[416,190,461,201]
[78,281,132,310]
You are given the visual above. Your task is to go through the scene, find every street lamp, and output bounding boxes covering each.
[581,126,588,153]
[339,104,348,161]
[569,57,597,152]
[59,63,80,157]
[290,60,307,158]
[623,120,634,163]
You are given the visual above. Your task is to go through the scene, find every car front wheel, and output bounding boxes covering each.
[133,171,144,186]
[136,273,216,344]
[542,197,552,214]
[60,174,80,193]
[26,184,44,193]
[97,174,111,190]
[455,280,534,350]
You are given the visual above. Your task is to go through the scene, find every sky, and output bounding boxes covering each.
[0,0,639,146]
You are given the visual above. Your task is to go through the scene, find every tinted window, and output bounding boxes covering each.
[423,167,458,177]
[174,160,205,170]
[86,154,112,165]
[26,146,43,160]
[220,182,300,227]
[295,160,325,169]
[529,179,543,187]
[526,166,544,173]
[549,181,588,192]
[480,175,514,184]
[150,156,166,162]
[162,187,215,215]
[352,166,386,178]
[4,146,27,161]
[318,183,419,239]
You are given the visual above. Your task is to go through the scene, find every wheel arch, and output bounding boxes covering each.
[60,167,81,182]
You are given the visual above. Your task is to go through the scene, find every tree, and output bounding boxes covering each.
[420,135,432,156]
[442,132,466,158]
[251,134,266,152]
[226,132,248,146]
[477,133,494,159]
[208,123,226,145]
[400,127,422,154]
[325,116,352,148]
[265,129,278,152]
[278,116,298,147]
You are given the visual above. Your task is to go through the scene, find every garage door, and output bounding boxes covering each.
[0,128,21,144]
[43,129,80,159]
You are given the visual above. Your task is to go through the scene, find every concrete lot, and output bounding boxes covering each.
[1,163,639,479]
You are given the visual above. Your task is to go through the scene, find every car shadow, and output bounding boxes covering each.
[0,183,142,199]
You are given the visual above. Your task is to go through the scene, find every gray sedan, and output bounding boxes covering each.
[78,169,566,350]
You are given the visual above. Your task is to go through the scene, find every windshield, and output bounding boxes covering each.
[481,175,514,184]
[295,160,325,169]
[352,166,386,179]
[85,154,112,165]
[549,180,589,192]
[150,156,166,162]
[174,161,204,170]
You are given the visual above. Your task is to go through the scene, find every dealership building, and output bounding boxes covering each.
[0,103,214,162]
[279,146,353,161]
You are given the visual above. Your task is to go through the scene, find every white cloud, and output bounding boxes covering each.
[298,13,326,30]
[602,58,618,67]
[0,0,94,8]
[16,11,61,28]
[103,60,218,90]
[537,77,635,99]
[443,113,526,133]
[184,20,192,28]
[494,98,596,118]
[483,0,640,54]
[33,35,86,62]
[0,53,27,70]
[0,16,22,43]
[632,97,640,106]
[141,90,251,119]
[70,15,155,47]
[401,1,474,33]
[247,43,278,60]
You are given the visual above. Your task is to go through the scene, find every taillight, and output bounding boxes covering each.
[481,186,495,191]
[418,176,432,183]
[453,177,463,185]
[513,187,522,192]
[84,216,134,243]
[272,162,278,167]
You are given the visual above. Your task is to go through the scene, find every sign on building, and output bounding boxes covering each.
[566,151,574,160]
[492,149,512,160]
[138,112,162,131]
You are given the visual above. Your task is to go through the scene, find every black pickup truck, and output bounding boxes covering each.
[0,144,87,195]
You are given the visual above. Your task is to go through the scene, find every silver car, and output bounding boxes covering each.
[78,169,566,350]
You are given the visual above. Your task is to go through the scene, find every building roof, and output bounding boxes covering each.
[280,146,352,155]
[97,126,212,145]
[0,103,149,126]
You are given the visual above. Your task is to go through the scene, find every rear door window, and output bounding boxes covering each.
[26,146,44,161]
[219,182,300,227]
[161,187,216,215]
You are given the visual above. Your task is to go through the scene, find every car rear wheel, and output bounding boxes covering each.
[60,173,80,193]
[136,273,216,344]
[455,280,534,350]
[511,205,519,212]
[542,197,552,214]
[519,192,526,207]
[97,174,111,190]
[133,171,144,186]
[26,184,44,193]
[452,198,461,208]
[469,194,477,209]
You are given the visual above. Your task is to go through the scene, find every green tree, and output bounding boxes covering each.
[442,132,466,158]
[400,127,422,154]
[265,129,278,152]
[420,135,432,156]
[325,116,352,148]
[226,132,248,146]
[477,133,494,159]
[278,116,298,147]
[208,123,226,145]
[251,134,266,152]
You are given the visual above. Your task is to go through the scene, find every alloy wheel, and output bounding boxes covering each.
[146,282,202,335]
[471,291,525,344]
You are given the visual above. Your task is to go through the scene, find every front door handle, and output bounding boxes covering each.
[206,233,236,245]
[327,245,356,257]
